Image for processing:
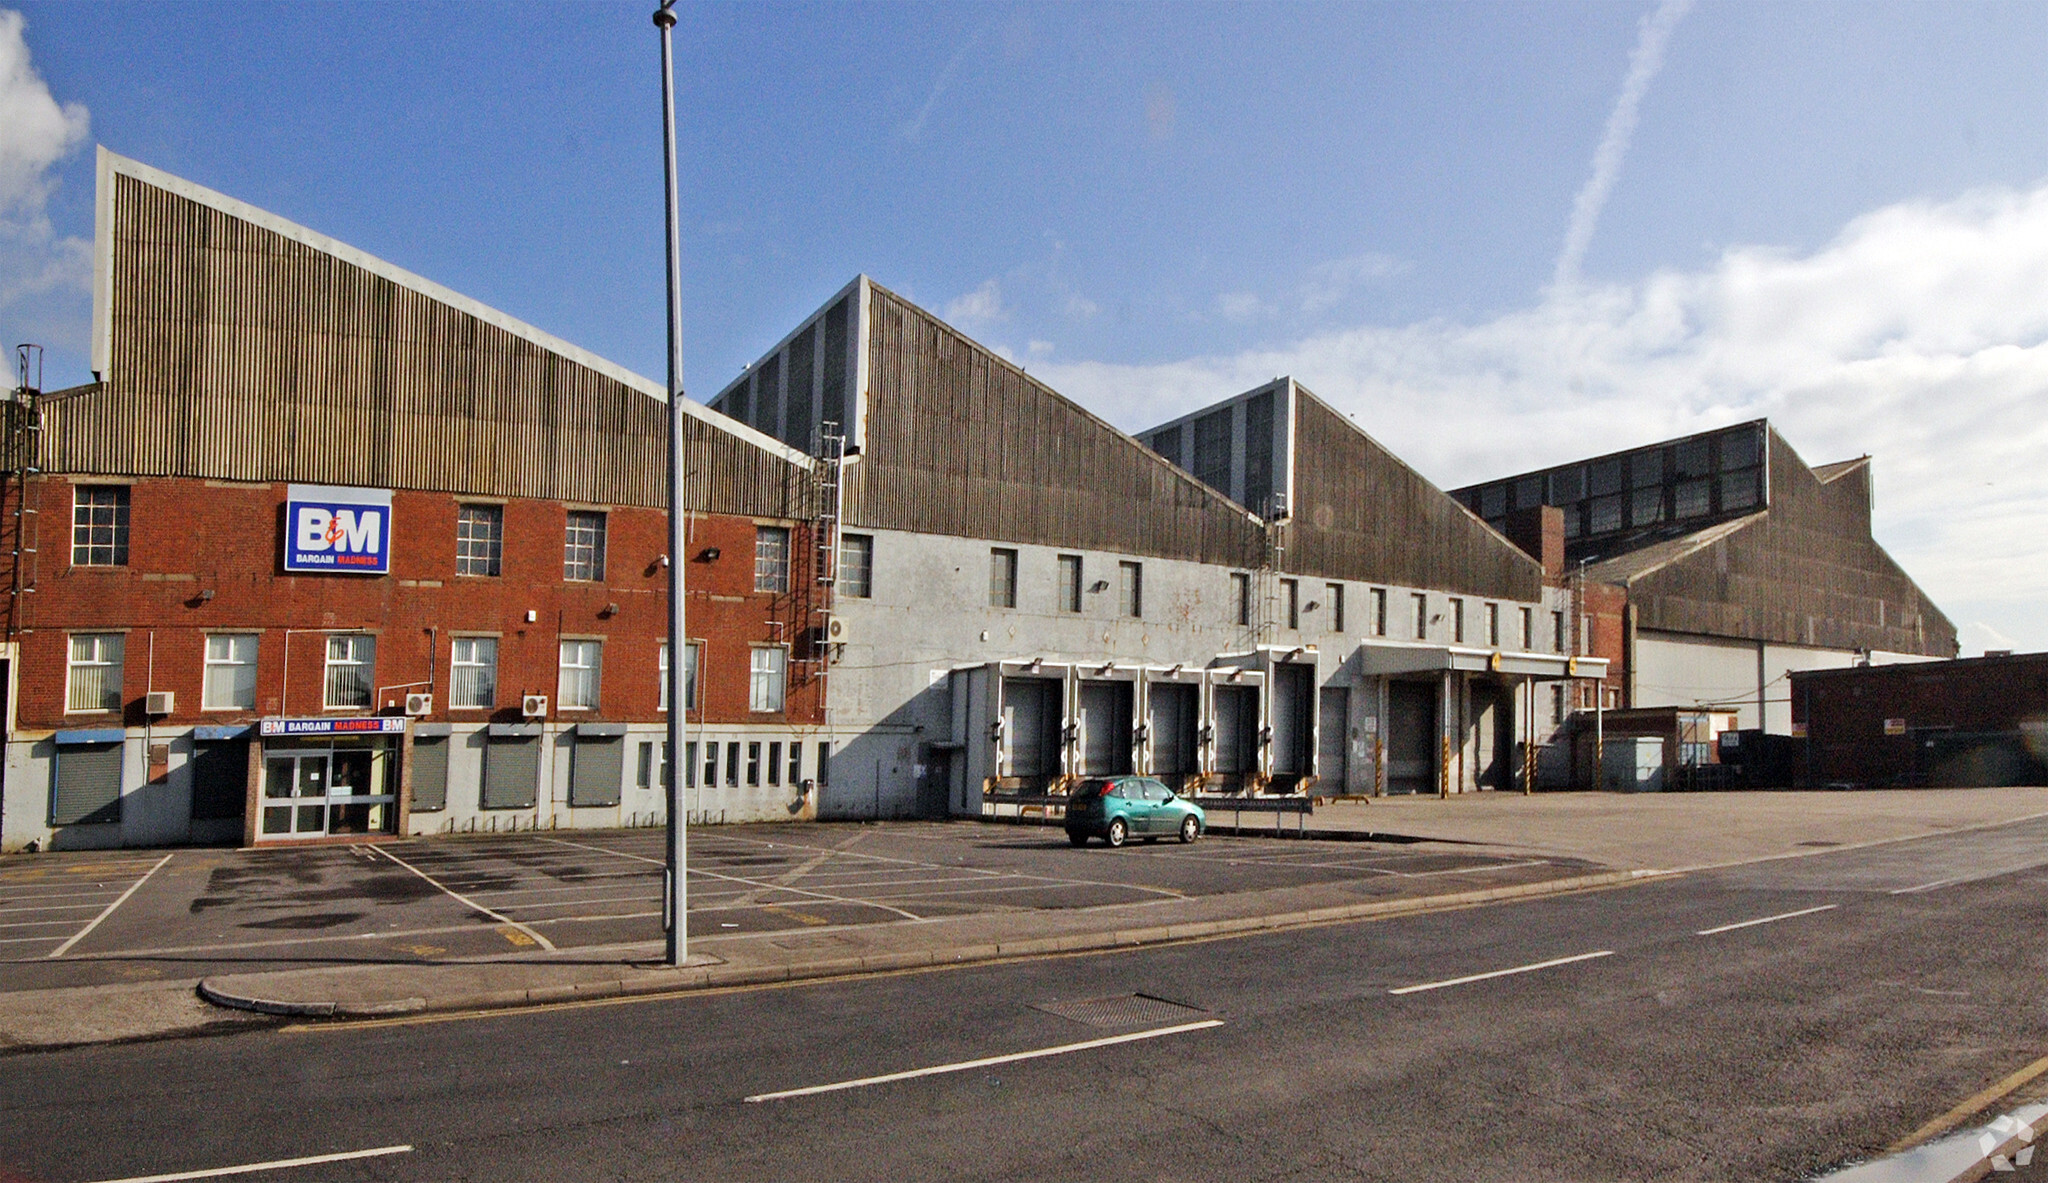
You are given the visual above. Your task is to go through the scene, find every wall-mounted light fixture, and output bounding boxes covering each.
[697,546,721,562]
[1088,579,1109,593]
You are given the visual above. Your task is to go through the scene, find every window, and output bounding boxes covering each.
[1119,561,1142,619]
[1552,684,1567,724]
[1372,588,1388,636]
[1549,467,1586,504]
[725,741,740,787]
[323,634,375,710]
[1588,457,1624,497]
[1057,554,1082,613]
[839,534,873,598]
[659,641,701,712]
[564,511,606,581]
[1631,486,1664,527]
[1485,603,1500,647]
[747,742,761,786]
[754,526,790,592]
[1478,485,1506,518]
[1327,584,1344,634]
[1674,479,1711,519]
[767,742,782,786]
[456,505,503,576]
[703,743,719,788]
[1413,593,1428,640]
[788,743,803,784]
[1282,579,1300,630]
[1450,598,1465,644]
[989,548,1018,608]
[558,640,603,710]
[1232,573,1252,626]
[450,637,497,709]
[1552,611,1566,653]
[1720,469,1760,511]
[1631,450,1664,488]
[1589,495,1624,534]
[202,634,258,710]
[71,486,129,566]
[817,741,832,786]
[1520,607,1533,650]
[67,633,125,712]
[749,646,787,713]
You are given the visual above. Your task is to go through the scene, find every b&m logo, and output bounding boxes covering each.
[284,485,393,574]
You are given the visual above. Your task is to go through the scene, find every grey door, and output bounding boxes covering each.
[1212,685,1259,785]
[1147,683,1199,785]
[1078,681,1134,776]
[1317,687,1349,794]
[1001,676,1063,782]
[1472,681,1510,790]
[1387,681,1438,795]
[1270,664,1315,781]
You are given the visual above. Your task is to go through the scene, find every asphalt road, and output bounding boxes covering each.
[8,819,2048,1182]
[0,823,1588,992]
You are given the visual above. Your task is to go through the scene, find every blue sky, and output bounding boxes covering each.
[3,1,2046,653]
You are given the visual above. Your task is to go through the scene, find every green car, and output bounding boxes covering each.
[1065,777,1205,847]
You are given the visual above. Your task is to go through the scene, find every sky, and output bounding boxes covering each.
[1,1,2045,654]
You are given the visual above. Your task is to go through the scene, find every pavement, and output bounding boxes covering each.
[4,785,2045,1060]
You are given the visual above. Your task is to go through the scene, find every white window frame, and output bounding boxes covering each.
[67,632,125,713]
[564,510,606,582]
[839,534,873,599]
[749,645,787,713]
[754,526,791,593]
[1118,561,1142,619]
[659,641,702,712]
[989,548,1018,609]
[323,634,376,711]
[71,485,130,567]
[201,633,259,711]
[450,636,498,710]
[558,639,603,711]
[456,504,503,577]
[1057,554,1082,614]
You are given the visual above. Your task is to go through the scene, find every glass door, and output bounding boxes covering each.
[261,753,333,838]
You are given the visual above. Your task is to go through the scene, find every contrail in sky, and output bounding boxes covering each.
[1553,0,1694,289]
[900,26,986,142]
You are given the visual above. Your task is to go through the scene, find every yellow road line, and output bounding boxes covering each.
[1887,1051,2048,1153]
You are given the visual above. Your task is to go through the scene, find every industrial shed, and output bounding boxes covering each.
[1792,652,2048,788]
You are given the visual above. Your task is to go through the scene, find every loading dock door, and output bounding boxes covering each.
[1471,680,1511,790]
[1148,683,1199,785]
[1212,684,1259,787]
[1317,687,1349,793]
[1077,681,1134,776]
[1387,681,1438,795]
[1001,677,1064,784]
[1270,664,1315,783]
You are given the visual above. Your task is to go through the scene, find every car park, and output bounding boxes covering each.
[1065,777,1206,847]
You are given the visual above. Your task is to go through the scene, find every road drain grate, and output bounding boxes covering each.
[1031,993,1209,1029]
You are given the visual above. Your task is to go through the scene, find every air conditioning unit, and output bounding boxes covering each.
[521,694,549,719]
[404,692,433,717]
[144,690,174,716]
[827,617,846,641]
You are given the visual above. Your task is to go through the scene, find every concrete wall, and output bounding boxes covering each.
[1631,628,1921,733]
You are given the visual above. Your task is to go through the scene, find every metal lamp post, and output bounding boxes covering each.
[654,0,688,967]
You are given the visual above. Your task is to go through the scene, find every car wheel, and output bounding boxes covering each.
[1179,815,1200,844]
[1067,830,1088,847]
[1106,818,1127,848]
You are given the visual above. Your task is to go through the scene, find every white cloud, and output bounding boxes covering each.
[1036,180,2048,649]
[1299,251,1406,313]
[944,278,1006,326]
[1214,291,1274,323]
[0,9,91,357]
[1027,339,1054,358]
[1554,0,1692,288]
[1062,293,1100,320]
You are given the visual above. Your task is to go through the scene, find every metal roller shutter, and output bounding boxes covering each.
[52,743,124,826]
[569,734,623,807]
[482,735,540,810]
[411,736,449,812]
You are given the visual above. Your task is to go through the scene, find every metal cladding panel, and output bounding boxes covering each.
[41,174,803,518]
[569,733,624,807]
[1623,430,1956,656]
[1286,389,1540,600]
[410,735,450,812]
[51,743,124,826]
[481,734,540,810]
[848,286,1266,568]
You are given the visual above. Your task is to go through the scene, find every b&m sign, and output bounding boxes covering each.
[284,485,393,574]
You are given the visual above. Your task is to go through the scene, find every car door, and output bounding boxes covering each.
[1115,780,1150,835]
[1136,780,1169,834]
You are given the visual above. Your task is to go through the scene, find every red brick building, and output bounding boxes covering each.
[1,151,830,851]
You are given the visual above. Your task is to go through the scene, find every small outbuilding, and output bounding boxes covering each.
[1791,652,2048,787]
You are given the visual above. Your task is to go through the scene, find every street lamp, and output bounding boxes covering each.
[654,0,688,967]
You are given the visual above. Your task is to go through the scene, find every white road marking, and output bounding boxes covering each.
[1890,876,1969,895]
[0,901,121,916]
[1695,903,1838,935]
[1389,950,1614,995]
[541,836,929,922]
[744,1020,1225,1102]
[79,1143,412,1183]
[366,846,556,951]
[48,853,172,959]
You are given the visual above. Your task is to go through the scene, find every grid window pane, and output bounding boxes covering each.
[558,640,603,709]
[1328,584,1344,634]
[839,534,873,598]
[71,486,129,566]
[658,642,701,712]
[323,635,375,710]
[450,636,497,709]
[1233,573,1253,626]
[989,548,1018,608]
[457,505,503,576]
[202,634,258,710]
[749,647,786,713]
[564,511,606,582]
[1674,479,1711,519]
[67,633,125,712]
[1057,555,1082,613]
[1631,486,1665,527]
[1119,561,1142,619]
[754,527,790,592]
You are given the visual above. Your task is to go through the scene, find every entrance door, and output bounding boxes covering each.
[260,749,396,839]
[1386,681,1438,795]
[1318,687,1349,794]
[1472,681,1509,790]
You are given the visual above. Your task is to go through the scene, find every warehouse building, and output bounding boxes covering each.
[1792,652,2048,788]
[712,281,1604,814]
[1451,423,1955,767]
[0,150,829,852]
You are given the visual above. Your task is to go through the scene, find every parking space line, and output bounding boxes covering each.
[366,846,556,951]
[1891,876,1969,895]
[48,852,172,959]
[1388,950,1614,995]
[0,916,105,930]
[1695,903,1838,936]
[0,900,120,915]
[78,1143,413,1183]
[744,1020,1225,1102]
